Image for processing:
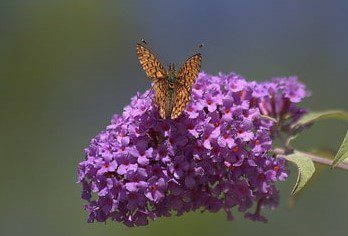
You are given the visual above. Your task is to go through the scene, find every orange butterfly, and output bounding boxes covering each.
[136,42,202,119]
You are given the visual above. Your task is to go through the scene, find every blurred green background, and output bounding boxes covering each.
[1,1,347,235]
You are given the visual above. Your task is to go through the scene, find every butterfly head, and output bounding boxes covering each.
[168,63,175,73]
[168,63,176,76]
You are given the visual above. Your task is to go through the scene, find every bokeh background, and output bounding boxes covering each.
[1,1,347,235]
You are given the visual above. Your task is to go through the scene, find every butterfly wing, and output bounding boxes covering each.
[136,43,167,80]
[176,54,202,89]
[171,83,191,119]
[153,78,168,119]
[171,54,202,119]
[136,43,169,118]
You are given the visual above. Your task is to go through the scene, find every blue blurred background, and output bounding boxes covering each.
[1,1,347,235]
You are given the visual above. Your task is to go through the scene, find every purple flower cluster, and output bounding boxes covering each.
[252,76,310,136]
[77,72,309,226]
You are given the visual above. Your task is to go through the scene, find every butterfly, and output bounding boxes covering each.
[136,42,202,119]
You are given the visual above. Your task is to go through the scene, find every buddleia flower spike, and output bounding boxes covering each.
[79,41,348,227]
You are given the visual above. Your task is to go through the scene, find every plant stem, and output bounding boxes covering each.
[274,148,348,170]
[301,151,348,170]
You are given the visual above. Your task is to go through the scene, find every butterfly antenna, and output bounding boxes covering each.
[185,42,204,61]
[195,42,204,55]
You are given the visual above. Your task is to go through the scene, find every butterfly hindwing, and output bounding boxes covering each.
[171,82,191,119]
[153,78,168,119]
[136,43,167,80]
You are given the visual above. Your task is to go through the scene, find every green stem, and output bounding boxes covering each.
[301,151,348,170]
[274,148,348,170]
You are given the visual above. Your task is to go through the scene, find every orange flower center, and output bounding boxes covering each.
[258,173,265,180]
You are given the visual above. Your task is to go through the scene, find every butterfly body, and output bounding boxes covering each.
[136,43,202,119]
[164,64,176,118]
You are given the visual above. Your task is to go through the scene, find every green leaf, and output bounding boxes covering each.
[294,110,348,127]
[332,131,348,168]
[284,151,315,195]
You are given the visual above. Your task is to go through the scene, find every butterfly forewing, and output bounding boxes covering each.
[136,43,167,80]
[177,54,202,89]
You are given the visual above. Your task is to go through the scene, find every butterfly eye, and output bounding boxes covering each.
[141,38,147,44]
[198,43,204,48]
